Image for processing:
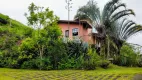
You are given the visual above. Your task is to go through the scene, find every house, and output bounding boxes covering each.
[58,20,98,44]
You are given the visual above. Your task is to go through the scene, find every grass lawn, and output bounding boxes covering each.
[0,65,142,80]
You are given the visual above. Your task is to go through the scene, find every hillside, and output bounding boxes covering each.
[0,13,33,62]
[0,13,33,38]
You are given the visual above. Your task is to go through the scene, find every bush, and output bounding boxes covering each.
[100,60,110,69]
[35,58,52,70]
[21,57,52,70]
[138,55,142,67]
[83,48,101,70]
[20,38,38,58]
[0,52,4,67]
[83,61,96,70]
[58,58,76,69]
[138,61,142,67]
[0,13,9,24]
[116,44,141,67]
[58,55,84,70]
[21,59,37,69]
[65,41,87,59]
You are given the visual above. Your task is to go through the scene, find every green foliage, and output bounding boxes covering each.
[0,45,20,68]
[57,41,88,70]
[0,13,9,25]
[20,38,35,50]
[65,41,87,59]
[100,60,110,69]
[19,38,38,63]
[58,55,84,70]
[83,48,101,70]
[138,55,142,67]
[21,57,52,70]
[47,39,66,69]
[74,0,141,60]
[0,14,34,38]
[58,58,77,69]
[25,2,59,29]
[44,25,62,40]
[36,57,52,70]
[25,3,61,70]
[2,1,139,70]
[0,13,34,69]
[116,44,141,67]
[21,59,37,69]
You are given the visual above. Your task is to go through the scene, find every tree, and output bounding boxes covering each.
[110,19,142,52]
[113,19,142,40]
[25,3,60,69]
[117,43,141,66]
[74,0,141,58]
[25,3,59,59]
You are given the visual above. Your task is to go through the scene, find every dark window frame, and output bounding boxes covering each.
[65,30,69,37]
[72,28,78,36]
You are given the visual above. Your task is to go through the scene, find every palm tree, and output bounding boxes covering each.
[75,0,135,35]
[74,0,139,58]
[114,19,142,40]
[112,19,142,49]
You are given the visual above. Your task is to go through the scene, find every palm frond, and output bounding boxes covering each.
[74,0,100,24]
[102,0,120,20]
[108,3,126,18]
[113,19,141,40]
[121,22,136,38]
[110,9,135,22]
[123,25,142,40]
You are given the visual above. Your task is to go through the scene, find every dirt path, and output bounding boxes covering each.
[133,74,142,80]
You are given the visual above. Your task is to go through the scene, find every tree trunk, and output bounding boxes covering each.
[107,38,110,59]
[39,45,44,70]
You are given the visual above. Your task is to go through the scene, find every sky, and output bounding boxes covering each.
[0,0,142,46]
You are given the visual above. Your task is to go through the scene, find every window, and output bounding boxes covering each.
[72,28,78,36]
[65,30,69,37]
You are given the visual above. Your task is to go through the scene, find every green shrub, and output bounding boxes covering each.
[19,38,38,58]
[0,52,4,67]
[83,48,101,70]
[138,61,142,67]
[83,61,96,70]
[116,44,141,67]
[65,41,87,59]
[21,59,36,69]
[58,58,76,69]
[100,60,110,69]
[138,55,142,67]
[0,13,9,24]
[3,57,20,69]
[21,57,52,70]
[35,58,52,70]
